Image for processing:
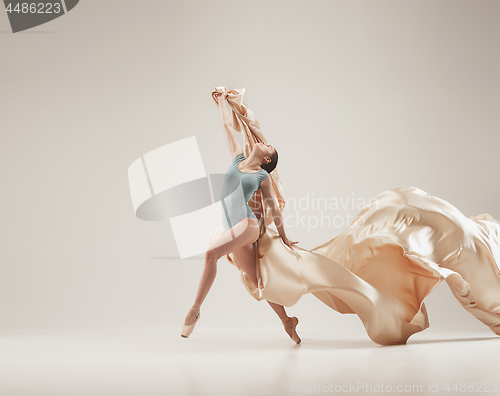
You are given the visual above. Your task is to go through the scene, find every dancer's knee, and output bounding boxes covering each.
[205,247,221,263]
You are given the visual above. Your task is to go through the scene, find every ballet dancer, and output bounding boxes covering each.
[181,88,301,343]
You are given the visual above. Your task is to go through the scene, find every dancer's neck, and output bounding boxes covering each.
[242,152,263,171]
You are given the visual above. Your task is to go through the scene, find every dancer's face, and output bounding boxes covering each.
[254,141,275,158]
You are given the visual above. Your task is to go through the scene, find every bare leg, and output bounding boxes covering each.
[184,218,260,326]
[184,217,301,342]
[267,301,289,322]
[193,255,217,307]
[232,240,300,343]
[232,244,292,324]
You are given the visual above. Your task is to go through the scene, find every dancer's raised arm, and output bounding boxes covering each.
[260,177,298,251]
[217,92,243,160]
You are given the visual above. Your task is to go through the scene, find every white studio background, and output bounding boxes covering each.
[0,0,499,334]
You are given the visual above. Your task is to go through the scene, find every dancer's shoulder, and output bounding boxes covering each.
[231,153,245,163]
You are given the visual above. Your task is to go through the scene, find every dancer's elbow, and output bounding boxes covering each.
[270,205,282,219]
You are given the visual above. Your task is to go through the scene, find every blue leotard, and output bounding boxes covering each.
[220,154,270,230]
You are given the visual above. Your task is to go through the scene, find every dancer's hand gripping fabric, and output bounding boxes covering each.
[281,235,298,251]
[216,88,228,105]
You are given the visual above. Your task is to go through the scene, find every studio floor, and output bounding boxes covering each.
[0,328,498,396]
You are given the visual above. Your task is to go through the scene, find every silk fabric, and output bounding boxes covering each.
[210,88,500,345]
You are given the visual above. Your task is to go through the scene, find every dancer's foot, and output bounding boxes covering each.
[181,302,201,338]
[282,316,301,344]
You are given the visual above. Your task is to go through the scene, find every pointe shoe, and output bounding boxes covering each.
[282,316,301,344]
[181,306,201,338]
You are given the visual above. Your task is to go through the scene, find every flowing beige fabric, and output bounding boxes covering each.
[210,87,500,345]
